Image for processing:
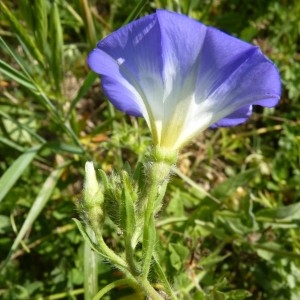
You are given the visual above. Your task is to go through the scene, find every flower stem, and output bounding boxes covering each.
[92,279,138,300]
[124,235,140,276]
[84,229,98,300]
[139,277,165,300]
[141,148,177,281]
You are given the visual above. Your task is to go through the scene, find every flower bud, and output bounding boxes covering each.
[83,161,104,230]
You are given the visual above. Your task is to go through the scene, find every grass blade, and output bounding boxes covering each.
[0,1,44,66]
[0,137,25,152]
[80,0,97,47]
[34,0,48,54]
[122,0,148,25]
[0,164,68,270]
[10,165,66,252]
[0,59,37,92]
[0,145,42,203]
[67,71,98,119]
[50,1,64,96]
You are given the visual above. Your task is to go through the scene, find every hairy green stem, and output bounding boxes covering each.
[92,279,139,300]
[141,170,161,279]
[139,277,165,300]
[141,147,177,281]
[124,235,140,276]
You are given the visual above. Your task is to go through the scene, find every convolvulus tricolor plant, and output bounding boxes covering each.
[76,9,280,299]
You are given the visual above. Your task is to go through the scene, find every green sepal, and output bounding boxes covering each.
[83,162,104,229]
[154,179,169,215]
[119,171,136,236]
[123,161,132,176]
[103,172,121,227]
[98,169,109,191]
[152,147,178,165]
[133,161,143,181]
[133,161,146,192]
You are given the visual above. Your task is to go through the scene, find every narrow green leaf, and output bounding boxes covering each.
[50,1,64,95]
[72,218,103,257]
[0,137,25,152]
[152,252,177,300]
[0,37,60,120]
[0,145,42,203]
[0,37,36,82]
[67,71,98,119]
[0,1,44,66]
[80,0,97,47]
[10,165,66,253]
[256,202,300,221]
[92,279,139,300]
[0,37,83,149]
[0,110,45,144]
[0,59,37,92]
[45,141,84,155]
[34,0,48,53]
[253,243,300,260]
[122,0,148,25]
[172,167,220,204]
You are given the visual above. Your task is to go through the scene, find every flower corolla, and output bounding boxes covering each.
[88,10,281,150]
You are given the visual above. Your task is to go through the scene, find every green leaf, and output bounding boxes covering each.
[122,0,148,25]
[45,141,84,154]
[0,59,37,92]
[10,165,66,252]
[172,167,220,204]
[256,202,300,221]
[67,71,98,119]
[0,137,25,152]
[72,218,103,257]
[79,0,97,47]
[92,279,140,300]
[212,168,258,199]
[168,243,189,271]
[152,252,177,299]
[50,1,64,95]
[34,0,48,54]
[225,289,252,300]
[0,145,42,203]
[0,215,11,234]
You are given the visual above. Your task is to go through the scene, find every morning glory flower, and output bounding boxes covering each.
[88,10,281,150]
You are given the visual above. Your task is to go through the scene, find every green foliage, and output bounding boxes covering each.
[0,0,299,299]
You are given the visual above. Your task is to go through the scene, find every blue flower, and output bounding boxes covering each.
[88,10,281,150]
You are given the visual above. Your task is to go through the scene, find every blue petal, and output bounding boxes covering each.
[211,105,252,127]
[88,49,143,116]
[195,27,281,112]
[88,12,165,124]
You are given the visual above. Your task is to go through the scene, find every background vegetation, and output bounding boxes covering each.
[0,0,299,299]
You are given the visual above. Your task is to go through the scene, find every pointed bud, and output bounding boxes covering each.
[83,162,104,230]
